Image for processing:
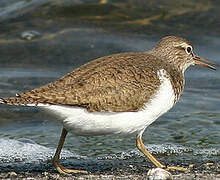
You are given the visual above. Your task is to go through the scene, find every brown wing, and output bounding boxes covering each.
[1,52,162,112]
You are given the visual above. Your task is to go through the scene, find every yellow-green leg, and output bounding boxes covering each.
[136,135,188,172]
[52,128,88,174]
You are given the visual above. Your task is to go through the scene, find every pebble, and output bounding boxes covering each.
[20,30,41,40]
[7,171,17,177]
[147,168,173,180]
[189,164,194,168]
[204,162,214,166]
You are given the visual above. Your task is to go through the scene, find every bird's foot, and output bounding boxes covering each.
[54,161,88,175]
[166,166,189,172]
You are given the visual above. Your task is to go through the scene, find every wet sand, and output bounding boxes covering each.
[0,163,219,180]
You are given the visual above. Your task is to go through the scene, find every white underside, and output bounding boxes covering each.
[40,69,175,137]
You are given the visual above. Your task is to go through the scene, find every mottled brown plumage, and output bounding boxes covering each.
[0,36,215,112]
[1,52,183,112]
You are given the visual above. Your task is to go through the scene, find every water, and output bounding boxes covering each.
[0,0,219,173]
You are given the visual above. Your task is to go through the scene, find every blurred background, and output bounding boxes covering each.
[0,0,219,173]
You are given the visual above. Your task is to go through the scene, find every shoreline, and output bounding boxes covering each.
[1,163,219,180]
[1,171,219,180]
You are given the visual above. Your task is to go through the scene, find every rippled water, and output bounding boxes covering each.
[0,27,219,172]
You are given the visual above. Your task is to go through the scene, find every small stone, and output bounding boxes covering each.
[8,171,17,177]
[147,168,173,180]
[205,162,214,166]
[189,164,194,168]
[20,30,41,40]
[129,164,133,168]
[26,178,35,180]
[42,172,48,176]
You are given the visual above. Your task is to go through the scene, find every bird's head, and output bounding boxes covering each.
[153,36,217,73]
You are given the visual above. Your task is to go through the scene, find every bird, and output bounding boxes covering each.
[0,36,217,174]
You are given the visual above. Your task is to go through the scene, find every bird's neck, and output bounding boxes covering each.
[147,49,190,74]
[147,49,185,103]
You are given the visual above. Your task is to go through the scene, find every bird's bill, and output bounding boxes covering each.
[193,56,217,70]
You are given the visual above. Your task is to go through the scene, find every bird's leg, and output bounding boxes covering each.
[136,135,165,168]
[52,128,88,174]
[136,135,188,172]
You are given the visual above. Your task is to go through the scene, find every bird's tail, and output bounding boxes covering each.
[0,96,29,106]
[0,98,6,104]
[0,96,48,107]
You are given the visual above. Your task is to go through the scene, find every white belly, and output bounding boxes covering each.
[42,69,175,137]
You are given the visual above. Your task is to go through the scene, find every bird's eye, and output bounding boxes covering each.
[185,46,192,54]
